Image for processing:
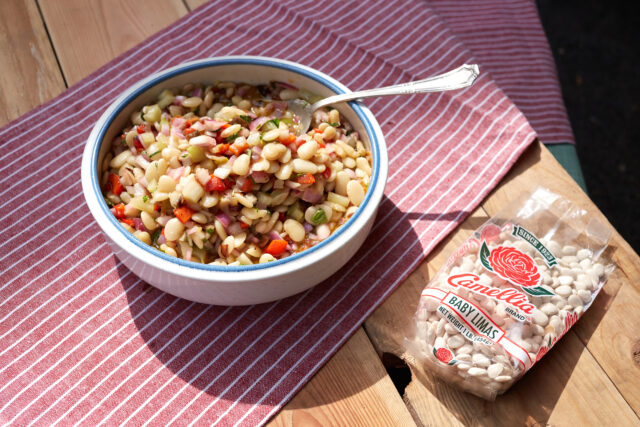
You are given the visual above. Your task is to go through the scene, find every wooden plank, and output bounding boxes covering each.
[0,0,66,126]
[270,328,416,427]
[364,143,640,424]
[482,141,640,415]
[38,0,188,85]
[185,0,208,10]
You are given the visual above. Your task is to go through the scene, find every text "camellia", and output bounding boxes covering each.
[447,273,536,315]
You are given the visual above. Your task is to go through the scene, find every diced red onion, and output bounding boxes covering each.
[157,235,167,245]
[285,181,301,189]
[133,184,146,197]
[204,120,226,131]
[173,96,185,106]
[301,189,322,203]
[190,121,205,132]
[216,212,231,227]
[187,227,199,235]
[345,168,356,178]
[237,86,248,97]
[249,116,268,131]
[185,220,196,228]
[133,218,146,231]
[161,122,170,136]
[269,231,282,241]
[171,117,186,128]
[192,87,202,97]
[156,216,171,226]
[303,222,313,232]
[137,176,147,187]
[196,168,210,185]
[227,222,243,236]
[184,246,193,261]
[167,167,185,181]
[250,171,269,183]
[249,235,260,244]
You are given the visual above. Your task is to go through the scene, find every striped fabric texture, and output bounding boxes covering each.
[0,0,551,424]
[432,0,575,143]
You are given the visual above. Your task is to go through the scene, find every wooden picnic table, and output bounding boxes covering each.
[2,1,639,425]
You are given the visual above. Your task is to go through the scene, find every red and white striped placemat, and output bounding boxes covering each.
[432,0,575,144]
[0,0,538,425]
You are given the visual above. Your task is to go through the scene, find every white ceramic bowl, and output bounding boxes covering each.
[81,56,388,305]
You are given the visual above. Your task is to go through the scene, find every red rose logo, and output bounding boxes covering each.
[434,347,454,364]
[487,246,541,288]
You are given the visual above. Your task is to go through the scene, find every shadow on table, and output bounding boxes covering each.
[117,195,472,412]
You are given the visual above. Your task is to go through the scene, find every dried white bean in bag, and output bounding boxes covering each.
[405,187,613,400]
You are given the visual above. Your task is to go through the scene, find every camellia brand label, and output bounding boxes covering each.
[438,292,505,346]
[479,240,554,297]
[447,273,535,319]
[511,225,557,267]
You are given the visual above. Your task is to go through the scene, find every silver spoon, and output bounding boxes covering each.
[288,64,480,135]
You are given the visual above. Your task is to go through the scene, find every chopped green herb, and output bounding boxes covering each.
[345,129,354,136]
[181,153,188,158]
[311,208,328,225]
[149,150,162,158]
[226,133,240,141]
[268,118,280,127]
[104,197,114,208]
[328,122,340,127]
[206,227,215,235]
[239,115,251,123]
[249,175,256,185]
[142,195,149,203]
[151,228,162,245]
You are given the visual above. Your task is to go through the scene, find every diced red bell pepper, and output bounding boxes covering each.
[265,239,288,256]
[184,128,196,136]
[205,175,228,192]
[279,134,297,145]
[239,177,253,192]
[240,222,250,229]
[322,167,331,180]
[136,125,146,134]
[173,206,194,223]
[121,218,135,227]
[296,173,315,185]
[113,203,126,219]
[133,135,144,150]
[213,143,230,154]
[108,173,124,195]
[229,140,249,156]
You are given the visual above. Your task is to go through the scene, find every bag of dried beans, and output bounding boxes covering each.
[405,187,614,399]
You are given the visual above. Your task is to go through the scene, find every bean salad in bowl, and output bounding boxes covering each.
[101,80,373,266]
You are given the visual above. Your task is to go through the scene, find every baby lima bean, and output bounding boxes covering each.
[409,221,611,400]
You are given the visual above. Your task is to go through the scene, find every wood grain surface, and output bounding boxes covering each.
[0,0,65,126]
[38,0,187,85]
[3,1,639,425]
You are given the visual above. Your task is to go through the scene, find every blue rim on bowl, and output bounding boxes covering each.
[89,56,381,272]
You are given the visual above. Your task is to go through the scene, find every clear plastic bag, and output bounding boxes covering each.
[405,187,614,400]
